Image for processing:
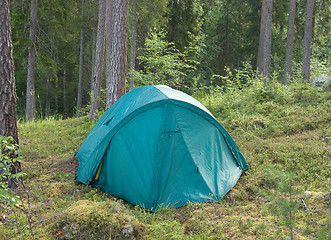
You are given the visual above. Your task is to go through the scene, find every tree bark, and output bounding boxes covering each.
[262,0,272,83]
[129,0,137,90]
[105,0,114,106]
[0,0,19,144]
[26,0,38,121]
[44,78,50,119]
[235,2,242,69]
[63,68,67,118]
[76,0,85,117]
[90,6,97,104]
[0,0,21,185]
[283,0,296,85]
[302,0,314,82]
[257,0,267,76]
[106,0,129,109]
[89,0,107,118]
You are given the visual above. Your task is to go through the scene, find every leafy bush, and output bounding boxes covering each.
[0,136,33,239]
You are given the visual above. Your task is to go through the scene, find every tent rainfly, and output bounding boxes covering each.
[76,85,249,211]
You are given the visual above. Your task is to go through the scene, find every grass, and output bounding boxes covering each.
[0,81,330,239]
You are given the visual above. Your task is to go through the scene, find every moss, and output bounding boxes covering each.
[48,200,146,239]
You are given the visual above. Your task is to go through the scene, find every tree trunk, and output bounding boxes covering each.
[0,0,21,185]
[0,0,19,144]
[235,1,242,68]
[105,0,114,106]
[63,68,67,118]
[44,79,50,119]
[275,23,284,73]
[90,6,97,103]
[76,0,85,117]
[302,0,314,82]
[106,0,129,109]
[257,0,267,76]
[129,0,137,90]
[283,0,296,85]
[262,0,272,83]
[170,0,178,43]
[26,0,38,122]
[55,79,59,112]
[89,0,107,118]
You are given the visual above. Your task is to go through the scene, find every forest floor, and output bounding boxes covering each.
[1,82,330,239]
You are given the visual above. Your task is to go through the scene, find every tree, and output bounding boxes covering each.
[106,0,129,109]
[0,0,20,181]
[134,30,195,88]
[262,0,273,83]
[105,0,113,106]
[26,0,38,121]
[0,0,19,143]
[166,0,200,51]
[257,0,267,76]
[129,0,138,90]
[302,0,314,82]
[76,0,85,117]
[89,0,107,118]
[283,0,296,85]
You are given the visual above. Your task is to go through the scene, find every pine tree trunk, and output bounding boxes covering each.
[44,79,50,119]
[55,79,59,112]
[262,0,272,83]
[106,0,114,106]
[106,0,129,109]
[90,7,97,101]
[0,0,21,184]
[283,0,296,85]
[76,0,85,117]
[0,0,19,144]
[257,0,267,76]
[275,23,283,73]
[26,0,38,121]
[63,68,67,118]
[235,2,242,68]
[89,0,107,118]
[302,0,314,82]
[129,0,137,90]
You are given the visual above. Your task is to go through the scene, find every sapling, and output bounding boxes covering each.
[260,167,302,240]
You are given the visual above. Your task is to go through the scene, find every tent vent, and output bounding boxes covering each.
[196,167,199,173]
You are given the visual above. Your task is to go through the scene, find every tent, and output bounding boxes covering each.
[76,85,249,211]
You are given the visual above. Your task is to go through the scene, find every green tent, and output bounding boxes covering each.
[76,85,249,211]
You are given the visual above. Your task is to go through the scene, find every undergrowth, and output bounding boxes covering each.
[0,80,330,239]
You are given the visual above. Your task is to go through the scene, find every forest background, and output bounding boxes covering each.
[10,0,330,120]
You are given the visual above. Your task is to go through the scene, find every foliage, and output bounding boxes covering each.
[0,136,21,207]
[8,0,330,118]
[133,30,196,89]
[0,136,33,239]
[259,168,302,240]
